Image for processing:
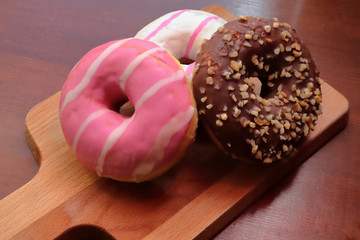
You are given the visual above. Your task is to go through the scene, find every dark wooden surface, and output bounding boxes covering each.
[0,0,359,239]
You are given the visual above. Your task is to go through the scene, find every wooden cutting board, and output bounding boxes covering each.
[0,5,349,240]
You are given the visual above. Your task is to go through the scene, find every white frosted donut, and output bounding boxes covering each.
[135,9,227,81]
[60,38,197,182]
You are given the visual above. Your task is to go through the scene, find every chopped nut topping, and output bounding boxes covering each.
[307,82,314,89]
[294,102,302,112]
[239,84,249,92]
[254,106,261,112]
[258,39,264,45]
[315,95,322,104]
[284,112,292,121]
[233,106,241,118]
[218,25,225,33]
[279,44,285,52]
[199,87,206,94]
[223,70,232,79]
[240,92,249,99]
[273,21,279,28]
[283,144,289,152]
[303,123,309,136]
[255,151,262,160]
[233,73,241,79]
[200,38,207,48]
[223,34,232,41]
[206,104,213,110]
[261,98,271,106]
[250,110,259,116]
[241,118,250,127]
[251,55,259,65]
[243,41,252,47]
[268,73,276,81]
[194,63,200,73]
[285,56,295,62]
[291,42,301,51]
[230,60,240,72]
[206,76,214,85]
[293,50,302,57]
[201,96,207,103]
[294,70,302,78]
[207,67,215,75]
[245,33,253,40]
[238,100,248,107]
[229,51,238,58]
[216,119,224,127]
[274,47,280,55]
[231,93,238,102]
[280,69,288,78]
[281,30,292,41]
[267,82,275,87]
[264,65,270,72]
[264,25,271,33]
[255,117,266,126]
[263,157,272,163]
[220,113,228,121]
[238,15,248,22]
[227,85,235,91]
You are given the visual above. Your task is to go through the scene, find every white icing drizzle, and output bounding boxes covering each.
[95,70,187,175]
[72,109,111,153]
[96,118,132,175]
[119,46,163,90]
[135,70,184,109]
[60,39,129,116]
[132,106,194,176]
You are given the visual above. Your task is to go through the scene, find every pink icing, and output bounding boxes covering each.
[144,9,190,41]
[184,16,220,59]
[59,38,195,181]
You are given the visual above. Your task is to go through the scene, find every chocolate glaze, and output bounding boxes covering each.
[193,16,322,163]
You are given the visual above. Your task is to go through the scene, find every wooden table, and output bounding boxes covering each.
[0,0,359,239]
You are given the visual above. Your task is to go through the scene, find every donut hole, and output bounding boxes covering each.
[179,57,194,65]
[113,100,135,117]
[248,76,280,100]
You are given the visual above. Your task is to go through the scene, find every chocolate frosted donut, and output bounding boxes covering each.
[192,16,322,163]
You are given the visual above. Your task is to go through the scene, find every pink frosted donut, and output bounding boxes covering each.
[59,38,198,182]
[135,9,227,81]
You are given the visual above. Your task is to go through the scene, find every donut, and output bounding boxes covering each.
[135,9,227,81]
[59,38,197,182]
[192,16,322,163]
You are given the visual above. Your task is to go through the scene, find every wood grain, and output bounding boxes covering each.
[0,0,359,239]
[0,5,349,238]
